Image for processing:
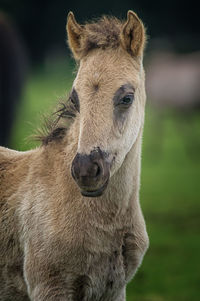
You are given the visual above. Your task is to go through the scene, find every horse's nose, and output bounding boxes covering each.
[71,148,110,197]
[72,153,102,181]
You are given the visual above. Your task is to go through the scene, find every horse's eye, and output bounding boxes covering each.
[70,97,79,112]
[70,97,76,106]
[120,94,134,106]
[69,89,80,112]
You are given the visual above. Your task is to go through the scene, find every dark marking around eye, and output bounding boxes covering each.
[70,88,80,112]
[113,84,135,107]
[93,84,99,92]
[113,84,135,132]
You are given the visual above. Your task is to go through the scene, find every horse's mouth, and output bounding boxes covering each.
[80,178,109,197]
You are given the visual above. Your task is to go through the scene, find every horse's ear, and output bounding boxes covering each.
[66,12,83,60]
[120,10,146,57]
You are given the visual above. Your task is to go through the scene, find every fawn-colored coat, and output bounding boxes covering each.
[0,11,149,301]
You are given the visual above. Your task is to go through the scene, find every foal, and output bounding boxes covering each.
[0,11,149,301]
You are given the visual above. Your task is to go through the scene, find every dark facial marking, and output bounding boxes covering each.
[113,84,135,107]
[70,88,80,112]
[113,84,135,131]
[93,84,99,92]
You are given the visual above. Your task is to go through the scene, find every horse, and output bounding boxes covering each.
[0,10,149,301]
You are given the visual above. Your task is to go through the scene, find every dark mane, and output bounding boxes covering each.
[36,96,77,145]
[81,16,123,55]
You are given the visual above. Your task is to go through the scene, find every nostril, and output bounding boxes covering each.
[71,154,81,180]
[71,163,79,180]
[88,162,101,178]
[94,163,101,178]
[72,153,104,185]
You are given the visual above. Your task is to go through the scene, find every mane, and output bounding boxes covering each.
[36,95,77,145]
[81,16,123,55]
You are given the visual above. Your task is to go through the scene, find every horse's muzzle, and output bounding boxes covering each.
[71,148,110,197]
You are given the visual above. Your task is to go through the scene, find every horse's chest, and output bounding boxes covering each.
[73,249,126,301]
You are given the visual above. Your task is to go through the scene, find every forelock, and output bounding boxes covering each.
[80,16,123,56]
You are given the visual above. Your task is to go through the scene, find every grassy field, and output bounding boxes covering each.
[10,59,200,301]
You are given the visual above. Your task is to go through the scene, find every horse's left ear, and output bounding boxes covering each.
[120,10,146,57]
[66,12,84,60]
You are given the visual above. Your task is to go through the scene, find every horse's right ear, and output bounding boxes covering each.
[66,12,83,60]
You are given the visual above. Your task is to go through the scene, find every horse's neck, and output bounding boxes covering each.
[78,132,143,228]
[105,130,142,211]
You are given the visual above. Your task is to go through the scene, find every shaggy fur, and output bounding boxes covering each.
[0,11,149,301]
[81,17,122,53]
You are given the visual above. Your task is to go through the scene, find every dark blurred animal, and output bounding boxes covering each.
[0,11,149,301]
[0,13,26,146]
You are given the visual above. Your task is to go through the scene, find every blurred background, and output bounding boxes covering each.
[0,0,200,300]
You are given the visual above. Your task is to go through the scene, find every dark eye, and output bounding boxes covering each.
[69,96,76,106]
[69,89,80,112]
[120,94,134,106]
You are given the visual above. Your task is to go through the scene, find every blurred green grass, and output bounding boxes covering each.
[10,59,200,301]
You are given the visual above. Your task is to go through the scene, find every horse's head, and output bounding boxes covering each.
[67,11,146,197]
